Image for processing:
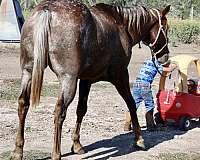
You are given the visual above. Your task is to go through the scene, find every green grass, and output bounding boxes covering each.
[0,150,51,160]
[0,79,21,101]
[0,79,117,101]
[0,79,59,101]
[41,82,59,97]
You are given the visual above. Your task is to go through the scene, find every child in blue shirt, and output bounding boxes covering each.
[124,58,177,131]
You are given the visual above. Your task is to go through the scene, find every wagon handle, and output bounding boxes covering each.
[164,90,170,104]
[178,69,184,92]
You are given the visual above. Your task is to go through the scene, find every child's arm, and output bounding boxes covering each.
[163,63,177,72]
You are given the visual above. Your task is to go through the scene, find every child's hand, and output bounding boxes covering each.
[163,63,177,72]
[170,63,177,71]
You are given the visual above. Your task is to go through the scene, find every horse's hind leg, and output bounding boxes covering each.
[111,68,145,149]
[52,74,78,160]
[71,80,91,154]
[10,69,32,160]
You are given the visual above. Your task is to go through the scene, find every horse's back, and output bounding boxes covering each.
[22,0,92,47]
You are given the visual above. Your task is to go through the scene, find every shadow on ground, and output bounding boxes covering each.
[68,121,199,160]
[1,122,199,160]
[75,127,186,160]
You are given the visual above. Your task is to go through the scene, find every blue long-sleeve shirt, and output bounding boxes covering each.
[135,59,163,84]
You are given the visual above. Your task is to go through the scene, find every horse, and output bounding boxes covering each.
[10,0,170,159]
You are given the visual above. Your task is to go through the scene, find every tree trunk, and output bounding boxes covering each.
[34,0,38,5]
[24,0,28,9]
[190,6,194,20]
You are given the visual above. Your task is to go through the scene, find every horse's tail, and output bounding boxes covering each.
[31,9,51,108]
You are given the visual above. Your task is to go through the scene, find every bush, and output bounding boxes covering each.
[169,19,200,45]
[23,10,30,19]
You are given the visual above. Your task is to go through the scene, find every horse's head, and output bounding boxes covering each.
[142,5,170,65]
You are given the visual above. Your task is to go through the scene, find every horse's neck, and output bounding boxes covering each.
[90,4,157,47]
[116,6,157,45]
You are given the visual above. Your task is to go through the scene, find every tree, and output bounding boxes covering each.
[17,0,200,19]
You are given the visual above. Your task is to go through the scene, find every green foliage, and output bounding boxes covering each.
[23,10,30,19]
[169,19,200,44]
[19,0,200,19]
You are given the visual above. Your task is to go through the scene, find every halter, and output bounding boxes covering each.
[150,9,169,77]
[149,9,168,57]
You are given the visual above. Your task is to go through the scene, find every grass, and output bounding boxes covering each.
[153,152,200,160]
[0,79,21,101]
[0,150,51,160]
[0,79,59,101]
[0,79,118,101]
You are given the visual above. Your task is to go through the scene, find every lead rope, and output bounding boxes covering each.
[152,56,169,77]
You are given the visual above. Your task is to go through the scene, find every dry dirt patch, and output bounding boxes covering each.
[0,43,200,160]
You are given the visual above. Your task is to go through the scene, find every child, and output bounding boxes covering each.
[124,58,177,131]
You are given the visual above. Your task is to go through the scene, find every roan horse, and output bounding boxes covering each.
[11,0,170,159]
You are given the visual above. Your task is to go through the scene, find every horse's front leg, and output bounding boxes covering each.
[71,80,91,154]
[52,74,77,160]
[10,69,32,160]
[112,68,145,149]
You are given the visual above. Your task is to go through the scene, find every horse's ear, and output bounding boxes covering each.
[162,5,171,17]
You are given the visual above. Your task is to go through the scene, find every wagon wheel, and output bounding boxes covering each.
[154,112,164,125]
[179,116,191,131]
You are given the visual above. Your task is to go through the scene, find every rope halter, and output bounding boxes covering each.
[149,9,168,57]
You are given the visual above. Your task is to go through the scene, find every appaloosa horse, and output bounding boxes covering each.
[11,0,170,159]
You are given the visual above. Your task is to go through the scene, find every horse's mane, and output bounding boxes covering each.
[91,3,157,34]
[115,5,155,33]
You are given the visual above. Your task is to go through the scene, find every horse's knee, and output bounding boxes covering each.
[54,112,66,125]
[77,107,87,118]
[18,97,29,117]
[18,97,25,107]
[18,88,30,107]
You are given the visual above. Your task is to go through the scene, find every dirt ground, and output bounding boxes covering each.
[1,43,200,160]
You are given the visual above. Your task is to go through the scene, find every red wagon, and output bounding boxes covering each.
[155,55,200,130]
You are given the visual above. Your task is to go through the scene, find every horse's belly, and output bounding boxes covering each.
[78,62,109,80]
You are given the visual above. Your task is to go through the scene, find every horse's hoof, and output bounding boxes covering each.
[135,138,146,150]
[71,145,85,154]
[52,156,61,160]
[10,151,23,160]
[51,152,61,160]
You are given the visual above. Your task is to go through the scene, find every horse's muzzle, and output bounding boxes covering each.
[157,53,169,65]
